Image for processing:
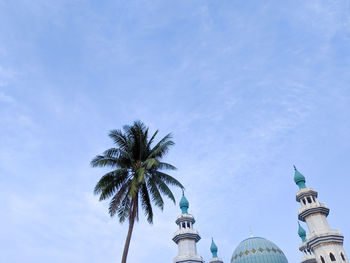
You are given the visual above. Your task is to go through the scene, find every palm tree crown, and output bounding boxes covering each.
[91,121,183,263]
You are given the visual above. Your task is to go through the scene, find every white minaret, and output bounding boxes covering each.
[298,221,317,263]
[172,191,204,263]
[294,166,348,263]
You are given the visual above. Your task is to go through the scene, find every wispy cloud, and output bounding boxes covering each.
[0,1,350,263]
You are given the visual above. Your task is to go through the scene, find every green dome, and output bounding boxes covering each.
[294,166,306,189]
[179,191,189,214]
[211,238,218,258]
[231,237,288,263]
[298,222,307,242]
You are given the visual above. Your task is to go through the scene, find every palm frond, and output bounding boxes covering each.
[90,155,120,168]
[92,121,182,227]
[156,162,177,171]
[140,183,153,223]
[109,129,128,150]
[154,171,184,189]
[109,182,129,217]
[117,196,130,223]
[149,136,174,158]
[94,169,128,200]
[128,177,139,198]
[146,130,159,149]
[153,177,176,204]
[103,148,120,157]
[144,158,158,170]
[147,179,164,210]
[136,167,145,184]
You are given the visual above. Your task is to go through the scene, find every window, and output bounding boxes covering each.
[302,199,306,205]
[320,256,325,263]
[313,196,316,202]
[307,197,312,204]
[182,222,186,228]
[341,252,346,261]
[330,253,336,261]
[187,222,190,228]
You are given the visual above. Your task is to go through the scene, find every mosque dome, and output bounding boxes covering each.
[231,237,288,263]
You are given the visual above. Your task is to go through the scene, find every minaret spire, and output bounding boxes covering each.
[173,192,204,263]
[294,165,306,189]
[210,238,218,258]
[294,167,348,263]
[298,221,307,242]
[249,227,254,238]
[209,238,223,263]
[179,189,189,214]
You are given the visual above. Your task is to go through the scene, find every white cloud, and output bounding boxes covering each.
[0,91,14,103]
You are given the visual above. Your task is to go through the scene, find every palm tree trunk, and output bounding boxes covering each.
[121,216,135,263]
[121,200,137,263]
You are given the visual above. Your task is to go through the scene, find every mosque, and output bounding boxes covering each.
[172,167,348,263]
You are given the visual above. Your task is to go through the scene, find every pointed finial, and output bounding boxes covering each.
[293,165,306,189]
[210,237,218,258]
[298,221,307,242]
[249,227,254,237]
[179,190,189,214]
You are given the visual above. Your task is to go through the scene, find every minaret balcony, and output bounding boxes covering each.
[306,230,344,250]
[176,214,196,225]
[173,254,204,263]
[172,228,201,244]
[296,188,318,202]
[209,258,224,263]
[300,254,317,263]
[299,242,307,252]
[298,203,329,221]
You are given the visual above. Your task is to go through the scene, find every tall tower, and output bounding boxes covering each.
[294,166,348,263]
[209,238,223,263]
[298,222,317,263]
[172,192,204,263]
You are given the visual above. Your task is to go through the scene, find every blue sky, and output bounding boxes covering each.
[1,0,350,262]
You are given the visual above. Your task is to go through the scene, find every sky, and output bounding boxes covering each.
[1,0,350,262]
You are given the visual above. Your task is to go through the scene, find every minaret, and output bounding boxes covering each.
[172,191,204,263]
[209,238,223,263]
[294,166,348,263]
[298,221,317,263]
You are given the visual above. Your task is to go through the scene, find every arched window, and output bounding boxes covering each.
[330,252,336,261]
[341,252,346,261]
[320,256,325,263]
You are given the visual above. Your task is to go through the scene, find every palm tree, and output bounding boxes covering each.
[91,121,183,263]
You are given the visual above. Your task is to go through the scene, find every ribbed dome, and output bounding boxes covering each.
[231,237,288,263]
